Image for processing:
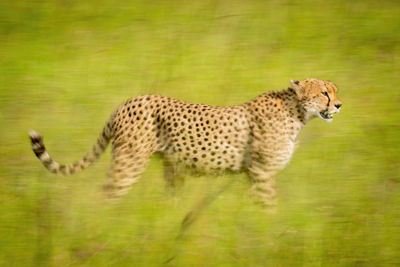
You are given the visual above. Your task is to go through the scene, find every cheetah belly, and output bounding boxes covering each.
[162,121,250,172]
[164,133,247,173]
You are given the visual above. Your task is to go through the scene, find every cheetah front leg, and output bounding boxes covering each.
[247,131,295,209]
[247,148,291,209]
[247,162,278,208]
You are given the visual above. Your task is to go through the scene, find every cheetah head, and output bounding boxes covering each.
[290,78,342,122]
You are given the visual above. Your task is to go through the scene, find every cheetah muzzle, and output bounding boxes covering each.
[319,110,333,121]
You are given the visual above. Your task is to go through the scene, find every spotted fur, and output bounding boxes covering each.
[29,78,341,206]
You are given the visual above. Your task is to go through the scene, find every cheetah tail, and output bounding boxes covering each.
[28,122,112,175]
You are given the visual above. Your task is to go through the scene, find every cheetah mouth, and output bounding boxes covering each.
[319,111,333,122]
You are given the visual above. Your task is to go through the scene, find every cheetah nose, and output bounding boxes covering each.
[335,104,342,109]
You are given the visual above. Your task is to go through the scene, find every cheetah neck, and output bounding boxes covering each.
[280,88,308,125]
[255,88,307,122]
[246,88,308,141]
[275,88,308,137]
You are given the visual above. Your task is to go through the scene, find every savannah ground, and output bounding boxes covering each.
[1,0,399,266]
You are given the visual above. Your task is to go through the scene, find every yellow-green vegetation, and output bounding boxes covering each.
[1,0,399,266]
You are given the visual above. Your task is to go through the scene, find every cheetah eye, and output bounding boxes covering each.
[321,91,329,98]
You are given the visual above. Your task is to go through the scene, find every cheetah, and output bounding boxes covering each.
[29,78,342,206]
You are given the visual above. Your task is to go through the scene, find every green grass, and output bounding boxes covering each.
[1,0,399,266]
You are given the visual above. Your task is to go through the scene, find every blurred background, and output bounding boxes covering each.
[1,0,399,266]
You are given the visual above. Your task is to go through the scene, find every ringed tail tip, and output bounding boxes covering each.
[29,130,46,158]
[29,130,42,142]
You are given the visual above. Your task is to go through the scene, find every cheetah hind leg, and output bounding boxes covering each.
[163,159,185,192]
[102,146,153,199]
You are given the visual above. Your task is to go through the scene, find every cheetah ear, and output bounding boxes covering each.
[290,79,305,98]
